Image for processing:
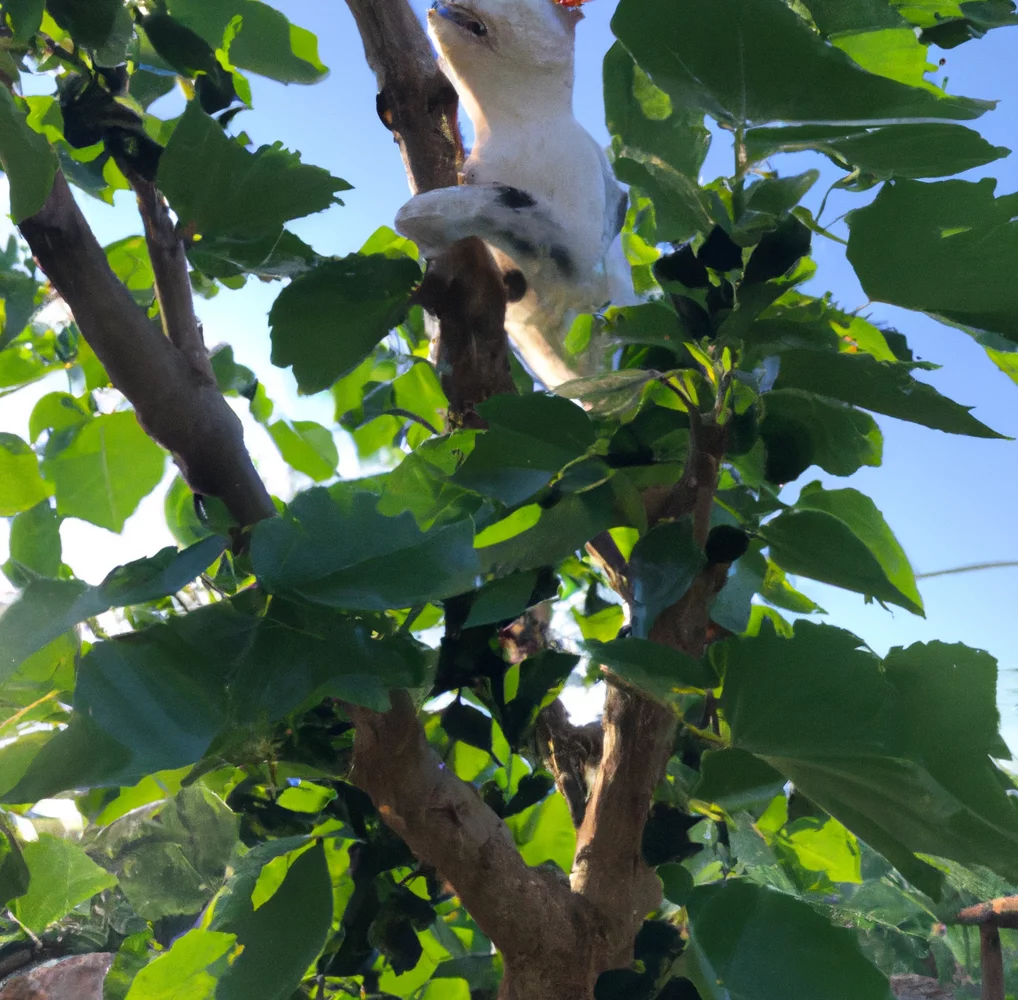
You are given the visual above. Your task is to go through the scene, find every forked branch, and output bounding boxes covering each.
[18,172,275,527]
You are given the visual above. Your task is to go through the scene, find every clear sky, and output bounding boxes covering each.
[0,0,1015,746]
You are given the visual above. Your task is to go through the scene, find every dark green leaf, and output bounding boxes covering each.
[209,840,333,1000]
[805,0,906,36]
[42,411,166,532]
[554,368,658,419]
[29,391,91,441]
[0,813,29,908]
[503,772,555,819]
[14,833,117,932]
[252,488,479,610]
[463,570,542,628]
[760,389,882,480]
[847,178,1018,347]
[694,748,787,811]
[269,255,420,394]
[586,637,715,698]
[686,881,892,1000]
[4,0,45,42]
[45,0,122,49]
[604,43,711,241]
[745,122,1009,179]
[0,90,55,227]
[476,482,622,576]
[658,863,694,906]
[159,101,348,244]
[0,537,226,682]
[716,622,1018,891]
[760,483,923,615]
[441,700,494,755]
[611,0,990,128]
[629,519,706,638]
[746,171,820,216]
[772,349,1004,438]
[455,394,595,506]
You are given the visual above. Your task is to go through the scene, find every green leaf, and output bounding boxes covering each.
[159,101,347,244]
[586,637,716,698]
[124,928,238,1000]
[0,537,226,690]
[686,881,892,1000]
[694,748,787,811]
[476,482,622,576]
[604,42,711,242]
[716,623,1018,891]
[745,122,1009,179]
[847,177,1018,346]
[106,235,155,305]
[463,570,542,628]
[45,0,123,49]
[166,0,328,84]
[628,518,706,638]
[252,488,479,610]
[267,420,338,482]
[3,0,45,43]
[28,391,91,442]
[13,832,117,932]
[760,483,923,614]
[760,389,882,480]
[805,0,907,36]
[505,793,576,874]
[0,433,51,517]
[454,394,595,506]
[771,350,1003,438]
[269,254,419,394]
[746,171,820,216]
[41,411,166,532]
[658,863,694,906]
[90,786,239,921]
[208,840,333,1000]
[781,817,863,884]
[0,813,30,908]
[7,500,61,577]
[611,0,991,129]
[553,368,658,419]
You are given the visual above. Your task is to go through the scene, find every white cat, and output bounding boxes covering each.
[395,0,634,387]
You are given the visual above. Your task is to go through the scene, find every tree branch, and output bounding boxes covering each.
[345,0,513,426]
[132,176,213,381]
[571,416,729,968]
[347,693,599,973]
[18,172,275,528]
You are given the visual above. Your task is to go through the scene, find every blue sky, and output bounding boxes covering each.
[1,0,1016,744]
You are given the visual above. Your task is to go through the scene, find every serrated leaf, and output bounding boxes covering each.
[847,177,1018,347]
[745,122,1009,179]
[166,0,328,84]
[760,389,882,480]
[13,833,118,932]
[41,411,166,532]
[771,349,1003,437]
[252,488,479,610]
[760,483,922,614]
[269,255,420,394]
[159,101,347,247]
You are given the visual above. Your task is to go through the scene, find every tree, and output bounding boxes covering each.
[0,1,1016,999]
